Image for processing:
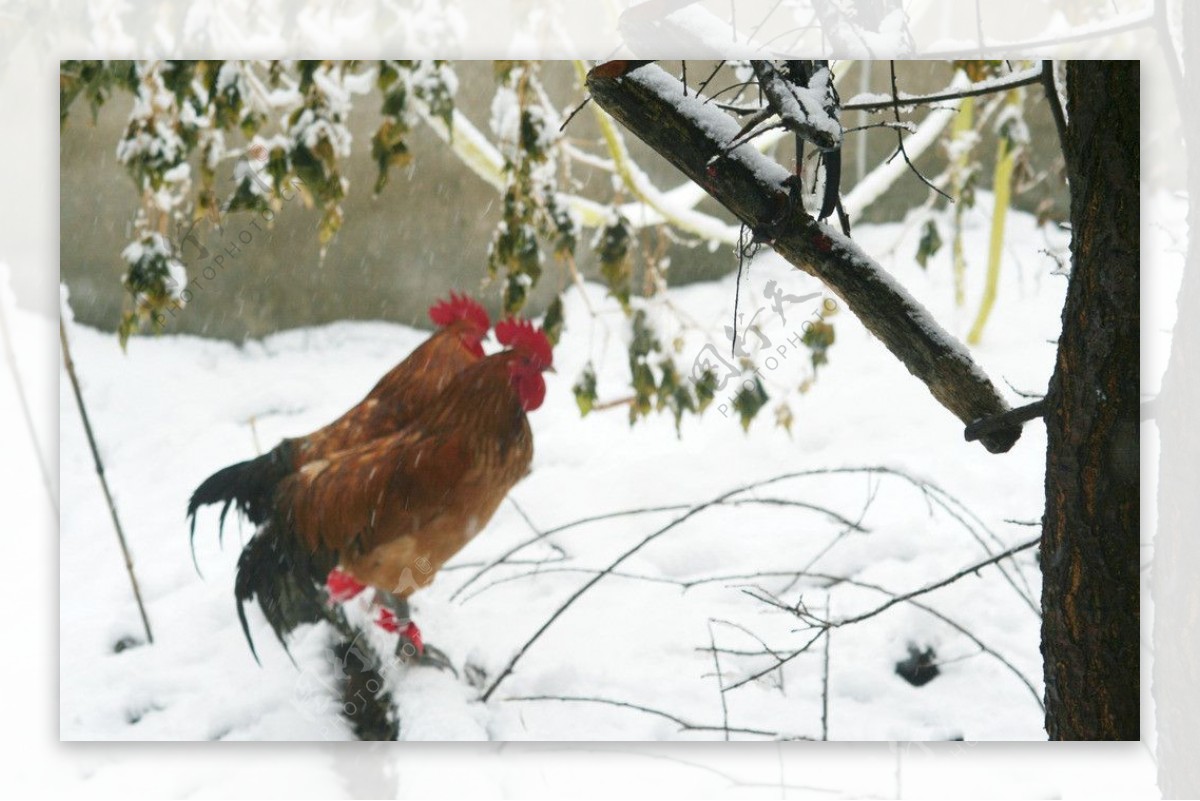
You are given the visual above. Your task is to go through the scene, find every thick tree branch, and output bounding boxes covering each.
[587,63,1021,453]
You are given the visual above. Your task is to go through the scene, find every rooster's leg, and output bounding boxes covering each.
[325,568,368,603]
[374,592,457,675]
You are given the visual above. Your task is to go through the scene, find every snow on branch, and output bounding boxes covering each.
[586,62,1023,453]
[842,64,1044,112]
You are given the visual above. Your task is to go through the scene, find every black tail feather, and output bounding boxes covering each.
[233,520,337,663]
[187,443,295,570]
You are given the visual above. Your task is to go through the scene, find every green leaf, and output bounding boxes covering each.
[573,363,598,417]
[775,403,795,434]
[693,368,717,413]
[916,219,942,269]
[542,295,565,346]
[802,320,836,373]
[371,118,413,194]
[595,215,633,313]
[732,376,769,431]
[503,273,529,316]
[628,309,660,364]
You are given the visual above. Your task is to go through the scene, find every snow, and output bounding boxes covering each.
[60,199,1073,741]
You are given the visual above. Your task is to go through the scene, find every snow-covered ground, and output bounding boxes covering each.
[60,197,1074,742]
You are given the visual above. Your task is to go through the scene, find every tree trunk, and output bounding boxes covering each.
[1041,61,1140,740]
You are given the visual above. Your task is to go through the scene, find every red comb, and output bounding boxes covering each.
[428,292,490,333]
[495,317,553,369]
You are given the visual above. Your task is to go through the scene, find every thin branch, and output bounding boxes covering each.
[828,536,1040,629]
[724,629,827,691]
[820,592,831,740]
[590,395,635,411]
[726,537,1039,692]
[505,694,783,738]
[842,67,1044,113]
[694,60,726,96]
[707,621,730,741]
[1039,60,1068,158]
[558,94,592,133]
[479,467,890,701]
[485,561,1042,709]
[60,319,154,645]
[814,572,1044,710]
[450,502,691,602]
[453,492,865,604]
[887,60,952,203]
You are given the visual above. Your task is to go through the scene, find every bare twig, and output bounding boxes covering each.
[60,319,154,645]
[505,694,783,738]
[820,593,831,740]
[724,629,827,691]
[453,493,865,604]
[726,537,1038,692]
[887,61,952,203]
[826,536,1039,629]
[476,466,1038,702]
[591,395,636,411]
[492,561,1042,709]
[842,68,1045,113]
[479,467,886,701]
[694,60,726,96]
[558,94,592,133]
[708,621,730,741]
[450,502,691,602]
[1039,60,1068,160]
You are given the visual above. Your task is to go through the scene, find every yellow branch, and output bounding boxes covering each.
[967,134,1014,346]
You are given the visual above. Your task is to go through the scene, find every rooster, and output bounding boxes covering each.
[227,318,554,665]
[187,292,490,544]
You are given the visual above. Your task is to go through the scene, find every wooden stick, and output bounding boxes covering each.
[587,63,1022,453]
[60,319,154,644]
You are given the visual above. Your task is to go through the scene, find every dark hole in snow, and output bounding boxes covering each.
[112,636,142,653]
[895,644,939,687]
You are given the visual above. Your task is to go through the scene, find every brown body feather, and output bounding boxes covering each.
[188,319,483,533]
[273,351,534,599]
[286,318,483,464]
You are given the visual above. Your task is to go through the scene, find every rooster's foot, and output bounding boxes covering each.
[374,604,459,676]
[399,639,458,676]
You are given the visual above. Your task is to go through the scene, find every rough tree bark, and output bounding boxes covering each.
[1041,60,1140,740]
